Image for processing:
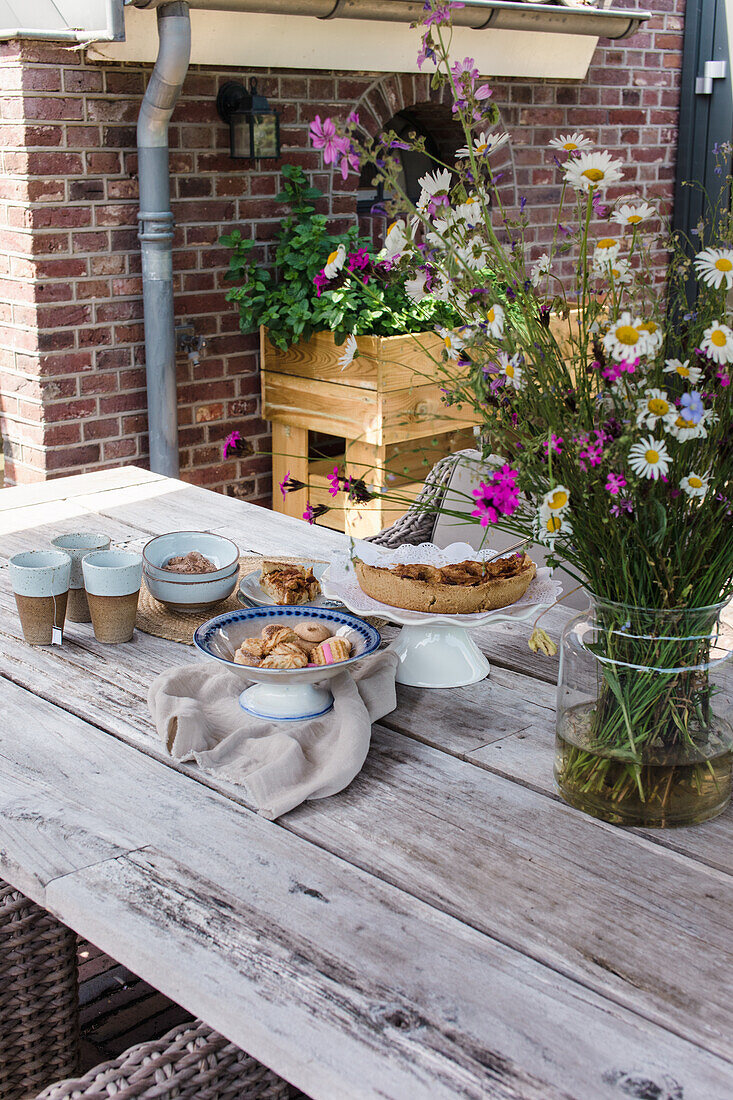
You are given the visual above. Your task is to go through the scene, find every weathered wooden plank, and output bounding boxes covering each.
[7,682,731,1100]
[0,465,164,511]
[0,506,155,560]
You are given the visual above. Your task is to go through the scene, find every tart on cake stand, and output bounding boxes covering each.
[322,542,561,688]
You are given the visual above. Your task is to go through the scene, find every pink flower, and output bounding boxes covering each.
[605,472,627,496]
[541,434,563,458]
[610,497,634,517]
[338,147,360,180]
[222,430,242,459]
[328,465,341,498]
[309,116,348,166]
[313,270,329,297]
[279,470,291,499]
[470,467,520,527]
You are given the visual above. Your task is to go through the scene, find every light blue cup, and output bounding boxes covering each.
[9,550,71,597]
[51,532,111,589]
[82,550,143,596]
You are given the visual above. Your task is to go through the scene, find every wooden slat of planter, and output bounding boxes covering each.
[262,372,377,438]
[2,681,730,1100]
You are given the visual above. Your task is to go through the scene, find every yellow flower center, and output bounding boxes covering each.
[645,449,660,464]
[582,168,604,182]
[546,515,562,533]
[465,196,478,205]
[627,214,642,224]
[711,329,727,347]
[689,476,703,488]
[677,365,690,376]
[615,325,640,346]
[487,308,495,323]
[444,336,453,349]
[640,321,658,334]
[714,257,733,272]
[610,268,621,278]
[505,363,515,378]
[548,490,568,510]
[476,142,488,153]
[675,416,688,429]
[648,398,668,415]
[327,249,340,265]
[598,238,617,249]
[387,222,397,235]
[563,142,578,151]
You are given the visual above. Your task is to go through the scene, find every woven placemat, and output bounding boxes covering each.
[136,555,325,646]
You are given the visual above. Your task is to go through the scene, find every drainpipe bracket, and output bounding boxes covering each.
[138,210,176,242]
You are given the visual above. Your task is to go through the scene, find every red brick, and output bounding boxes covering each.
[46,443,101,469]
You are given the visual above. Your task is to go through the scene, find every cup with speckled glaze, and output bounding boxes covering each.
[82,550,142,643]
[9,550,71,645]
[51,532,111,623]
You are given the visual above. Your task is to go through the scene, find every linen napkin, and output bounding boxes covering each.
[147,650,398,820]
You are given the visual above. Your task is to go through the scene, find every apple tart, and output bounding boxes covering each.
[260,561,321,605]
[353,553,536,614]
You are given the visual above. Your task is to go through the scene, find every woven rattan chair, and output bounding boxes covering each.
[35,1018,294,1100]
[366,450,463,547]
[0,879,80,1100]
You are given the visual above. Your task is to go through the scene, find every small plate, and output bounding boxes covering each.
[238,562,344,610]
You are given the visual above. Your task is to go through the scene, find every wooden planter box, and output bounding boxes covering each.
[260,328,478,537]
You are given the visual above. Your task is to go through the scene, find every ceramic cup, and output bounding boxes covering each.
[51,532,111,623]
[9,550,71,645]
[82,550,143,644]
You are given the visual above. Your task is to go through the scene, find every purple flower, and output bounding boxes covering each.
[309,115,348,166]
[347,248,370,272]
[222,430,242,459]
[605,472,627,496]
[328,465,341,498]
[610,497,634,517]
[471,467,520,527]
[541,434,563,459]
[280,471,306,498]
[302,502,329,524]
[313,270,329,297]
[679,390,705,424]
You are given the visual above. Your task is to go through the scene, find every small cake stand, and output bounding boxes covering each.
[322,546,561,689]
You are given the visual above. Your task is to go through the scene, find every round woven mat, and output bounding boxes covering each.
[136,555,319,646]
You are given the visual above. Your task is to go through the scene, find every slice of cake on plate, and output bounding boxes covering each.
[260,561,321,605]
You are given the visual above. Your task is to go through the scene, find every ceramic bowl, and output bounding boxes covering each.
[144,560,239,612]
[193,606,381,721]
[142,531,239,582]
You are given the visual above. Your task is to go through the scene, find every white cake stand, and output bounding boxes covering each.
[322,543,561,689]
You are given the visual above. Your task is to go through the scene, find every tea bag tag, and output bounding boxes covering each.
[51,626,63,646]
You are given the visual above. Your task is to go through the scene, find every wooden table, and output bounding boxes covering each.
[1,466,731,1100]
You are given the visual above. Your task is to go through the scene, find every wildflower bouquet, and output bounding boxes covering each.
[308,0,733,826]
[220,163,458,352]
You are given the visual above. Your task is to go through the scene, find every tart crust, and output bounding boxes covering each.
[354,554,537,614]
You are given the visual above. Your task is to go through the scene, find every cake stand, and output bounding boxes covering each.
[322,543,561,689]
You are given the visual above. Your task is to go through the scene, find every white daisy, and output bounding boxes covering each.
[499,351,523,389]
[405,272,428,303]
[637,319,664,354]
[628,436,671,480]
[485,303,505,339]
[680,472,709,499]
[439,327,465,360]
[564,151,624,192]
[338,333,358,370]
[530,253,551,287]
[379,220,408,261]
[694,247,733,291]
[635,388,675,430]
[666,412,709,443]
[535,509,573,547]
[663,358,702,385]
[457,236,490,270]
[549,132,593,154]
[454,195,483,228]
[607,258,632,285]
[611,202,655,227]
[418,168,453,197]
[540,485,571,514]
[593,236,621,260]
[456,131,509,159]
[603,312,653,362]
[323,244,345,279]
[700,321,733,364]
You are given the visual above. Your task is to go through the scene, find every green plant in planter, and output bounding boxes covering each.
[220,164,459,352]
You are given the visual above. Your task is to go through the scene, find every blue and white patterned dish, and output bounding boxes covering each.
[193,606,381,721]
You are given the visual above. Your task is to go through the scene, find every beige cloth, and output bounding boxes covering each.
[148,651,398,820]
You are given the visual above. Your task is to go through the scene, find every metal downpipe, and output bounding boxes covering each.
[137,1,191,478]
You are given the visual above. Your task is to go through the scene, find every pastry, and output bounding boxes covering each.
[311,636,352,665]
[293,622,332,644]
[163,550,217,574]
[353,553,536,614]
[260,562,321,605]
[260,643,308,669]
[233,637,265,666]
[261,625,300,652]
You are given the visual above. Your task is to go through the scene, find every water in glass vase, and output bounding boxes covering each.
[556,703,733,827]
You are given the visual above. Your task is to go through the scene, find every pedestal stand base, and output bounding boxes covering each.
[389,623,490,688]
[239,681,334,722]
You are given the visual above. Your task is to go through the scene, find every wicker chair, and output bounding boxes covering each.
[366,450,464,547]
[0,879,80,1100]
[35,1018,294,1100]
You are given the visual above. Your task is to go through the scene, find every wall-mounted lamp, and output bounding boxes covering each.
[216,79,281,161]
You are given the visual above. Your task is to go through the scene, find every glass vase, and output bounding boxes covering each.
[555,597,732,827]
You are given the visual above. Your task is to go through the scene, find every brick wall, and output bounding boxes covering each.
[0,0,684,491]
